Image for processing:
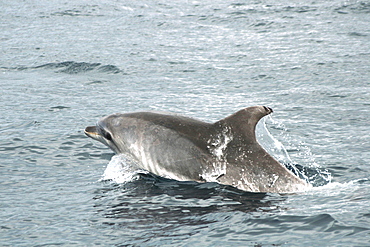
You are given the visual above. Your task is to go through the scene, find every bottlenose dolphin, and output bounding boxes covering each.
[85,106,311,193]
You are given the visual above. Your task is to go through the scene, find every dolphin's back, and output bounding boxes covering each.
[121,112,214,149]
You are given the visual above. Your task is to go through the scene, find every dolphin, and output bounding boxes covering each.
[85,106,311,193]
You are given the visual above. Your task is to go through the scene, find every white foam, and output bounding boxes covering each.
[310,178,369,193]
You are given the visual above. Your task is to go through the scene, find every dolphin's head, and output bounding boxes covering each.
[84,114,123,154]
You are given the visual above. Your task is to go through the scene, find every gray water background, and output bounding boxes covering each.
[1,0,370,246]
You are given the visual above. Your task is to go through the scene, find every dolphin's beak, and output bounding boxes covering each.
[84,125,120,154]
[84,126,100,140]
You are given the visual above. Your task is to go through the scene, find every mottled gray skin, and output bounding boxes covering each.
[85,106,311,193]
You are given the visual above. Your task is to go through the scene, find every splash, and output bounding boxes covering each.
[204,126,233,182]
[257,116,331,187]
[101,154,146,183]
[256,117,294,164]
[207,126,233,160]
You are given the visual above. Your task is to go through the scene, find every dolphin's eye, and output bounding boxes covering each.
[98,127,113,141]
[105,132,113,141]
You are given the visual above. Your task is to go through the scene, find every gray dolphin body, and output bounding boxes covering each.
[85,106,311,193]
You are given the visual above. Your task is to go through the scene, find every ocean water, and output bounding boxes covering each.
[1,0,369,246]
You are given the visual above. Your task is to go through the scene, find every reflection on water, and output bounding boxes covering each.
[93,174,287,242]
[92,174,369,246]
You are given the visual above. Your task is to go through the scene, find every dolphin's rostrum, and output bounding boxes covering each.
[85,106,311,193]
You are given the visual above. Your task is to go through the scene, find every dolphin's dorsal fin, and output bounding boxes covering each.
[213,106,273,143]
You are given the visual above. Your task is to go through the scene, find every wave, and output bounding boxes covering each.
[2,61,123,74]
[335,1,370,14]
[34,61,123,74]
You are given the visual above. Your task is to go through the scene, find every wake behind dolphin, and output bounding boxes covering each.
[85,106,311,193]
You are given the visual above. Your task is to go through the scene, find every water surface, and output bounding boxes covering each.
[1,0,369,246]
